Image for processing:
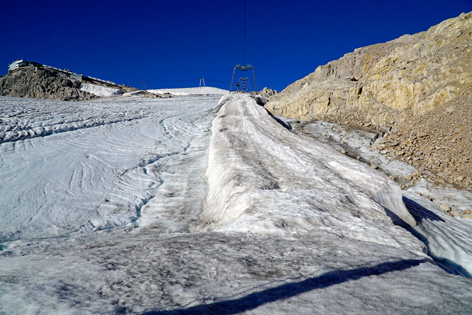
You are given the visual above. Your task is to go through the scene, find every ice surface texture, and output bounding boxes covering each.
[194,94,419,251]
[0,95,217,242]
[405,191,472,277]
[1,94,472,314]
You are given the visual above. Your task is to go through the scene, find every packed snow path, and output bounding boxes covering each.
[194,95,418,248]
[1,94,472,314]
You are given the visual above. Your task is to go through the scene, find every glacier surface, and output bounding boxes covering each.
[0,94,472,314]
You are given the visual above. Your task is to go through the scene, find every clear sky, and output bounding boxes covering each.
[1,0,471,91]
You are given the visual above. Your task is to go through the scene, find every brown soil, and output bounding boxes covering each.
[377,92,472,190]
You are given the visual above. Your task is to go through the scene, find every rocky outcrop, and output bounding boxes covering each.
[266,12,472,189]
[257,87,278,99]
[266,12,471,124]
[0,67,97,101]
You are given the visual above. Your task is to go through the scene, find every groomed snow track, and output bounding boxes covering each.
[194,94,417,243]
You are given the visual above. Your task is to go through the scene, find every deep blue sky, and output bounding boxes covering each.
[1,0,471,91]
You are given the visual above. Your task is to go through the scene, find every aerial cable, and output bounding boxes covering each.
[228,0,258,92]
[227,0,238,62]
[243,0,247,65]
[250,0,264,63]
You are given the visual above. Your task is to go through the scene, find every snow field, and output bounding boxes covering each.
[135,108,216,232]
[1,94,472,314]
[0,95,218,242]
[0,96,148,143]
[147,86,229,96]
[2,228,472,314]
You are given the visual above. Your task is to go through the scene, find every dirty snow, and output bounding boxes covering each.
[293,120,417,180]
[80,82,122,97]
[281,113,472,278]
[1,94,472,314]
[408,178,472,212]
[193,95,417,237]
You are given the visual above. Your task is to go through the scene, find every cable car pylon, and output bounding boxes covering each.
[230,65,257,93]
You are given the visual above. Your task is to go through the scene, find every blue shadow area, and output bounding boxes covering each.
[403,196,470,278]
[143,259,427,315]
[403,196,445,223]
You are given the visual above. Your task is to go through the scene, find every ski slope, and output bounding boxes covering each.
[0,95,217,242]
[1,94,472,314]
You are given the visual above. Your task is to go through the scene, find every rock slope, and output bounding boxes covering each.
[266,12,472,189]
[0,67,96,101]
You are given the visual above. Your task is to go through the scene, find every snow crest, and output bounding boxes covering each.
[193,94,420,253]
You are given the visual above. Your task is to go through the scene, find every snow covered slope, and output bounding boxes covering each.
[80,82,122,97]
[1,94,472,314]
[0,95,217,242]
[148,86,228,96]
[194,94,417,243]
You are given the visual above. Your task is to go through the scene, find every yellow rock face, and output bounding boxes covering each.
[266,12,472,126]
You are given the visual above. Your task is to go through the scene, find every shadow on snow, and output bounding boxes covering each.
[142,259,428,315]
[403,196,445,223]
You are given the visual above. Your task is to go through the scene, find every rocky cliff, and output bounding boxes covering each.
[0,67,97,101]
[266,12,472,189]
